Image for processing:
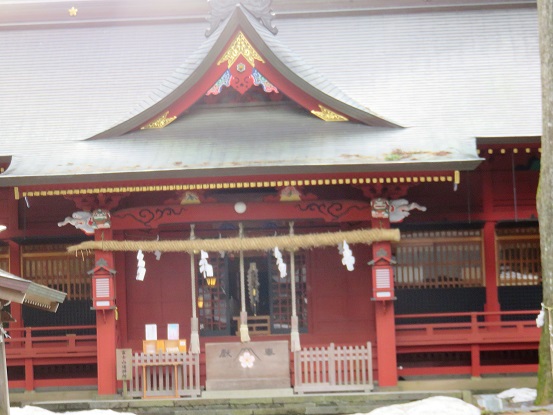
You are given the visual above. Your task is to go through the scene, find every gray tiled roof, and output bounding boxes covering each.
[0,4,540,185]
[0,103,480,186]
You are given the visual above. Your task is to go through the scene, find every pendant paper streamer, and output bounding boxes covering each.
[199,250,214,278]
[537,305,545,328]
[136,250,146,281]
[339,240,355,271]
[273,247,287,278]
[154,235,162,260]
[247,262,260,316]
[0,327,10,339]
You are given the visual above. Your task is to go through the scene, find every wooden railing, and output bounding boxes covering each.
[129,352,200,398]
[5,325,97,390]
[294,342,373,394]
[396,310,540,377]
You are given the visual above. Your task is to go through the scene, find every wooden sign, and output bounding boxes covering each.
[116,348,133,381]
[205,340,289,391]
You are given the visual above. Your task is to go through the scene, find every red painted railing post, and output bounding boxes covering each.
[470,344,481,378]
[471,313,478,335]
[24,358,34,391]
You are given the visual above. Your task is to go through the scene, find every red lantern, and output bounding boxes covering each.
[369,253,396,301]
[89,259,116,310]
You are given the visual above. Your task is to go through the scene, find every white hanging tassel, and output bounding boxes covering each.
[240,310,251,343]
[290,315,301,352]
[136,250,146,280]
[289,222,301,352]
[189,317,200,354]
[189,225,200,355]
[238,224,250,343]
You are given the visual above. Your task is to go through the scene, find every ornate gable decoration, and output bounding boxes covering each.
[217,32,265,68]
[211,31,278,96]
[206,0,278,37]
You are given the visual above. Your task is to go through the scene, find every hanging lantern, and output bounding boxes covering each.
[88,259,116,310]
[368,246,396,301]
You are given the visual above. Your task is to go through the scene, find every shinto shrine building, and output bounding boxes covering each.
[0,0,543,397]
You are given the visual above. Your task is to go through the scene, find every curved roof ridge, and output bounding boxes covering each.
[88,15,229,140]
[239,6,400,126]
[89,5,400,140]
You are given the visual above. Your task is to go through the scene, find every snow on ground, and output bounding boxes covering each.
[11,405,480,415]
[497,387,537,403]
[11,409,136,415]
[9,389,542,415]
[354,396,481,415]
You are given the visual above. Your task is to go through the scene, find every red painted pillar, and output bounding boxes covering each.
[482,165,500,314]
[371,218,398,387]
[483,222,500,313]
[94,229,118,396]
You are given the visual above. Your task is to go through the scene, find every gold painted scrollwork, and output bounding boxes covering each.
[141,111,177,129]
[311,105,348,122]
[217,32,265,68]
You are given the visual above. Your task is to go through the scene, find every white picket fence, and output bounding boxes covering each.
[294,342,374,394]
[128,352,201,398]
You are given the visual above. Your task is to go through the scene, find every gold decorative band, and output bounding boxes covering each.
[15,174,455,199]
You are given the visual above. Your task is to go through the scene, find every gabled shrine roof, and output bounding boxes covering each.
[90,5,400,140]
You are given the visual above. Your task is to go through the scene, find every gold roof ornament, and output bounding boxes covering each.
[217,32,265,68]
[311,105,348,122]
[141,111,177,130]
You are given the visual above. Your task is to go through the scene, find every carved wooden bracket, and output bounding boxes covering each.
[64,193,129,211]
[357,184,412,200]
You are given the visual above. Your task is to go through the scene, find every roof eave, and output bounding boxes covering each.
[1,159,483,188]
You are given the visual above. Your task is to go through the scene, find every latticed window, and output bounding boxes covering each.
[393,230,484,288]
[497,227,541,286]
[198,255,229,335]
[269,252,308,333]
[21,244,94,300]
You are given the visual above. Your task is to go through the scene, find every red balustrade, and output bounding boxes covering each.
[396,310,541,377]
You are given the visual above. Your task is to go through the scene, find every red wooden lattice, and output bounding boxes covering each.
[497,227,541,286]
[393,230,484,289]
[270,252,308,332]
[21,244,94,300]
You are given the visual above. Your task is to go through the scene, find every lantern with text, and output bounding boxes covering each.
[89,259,116,310]
[368,251,396,301]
